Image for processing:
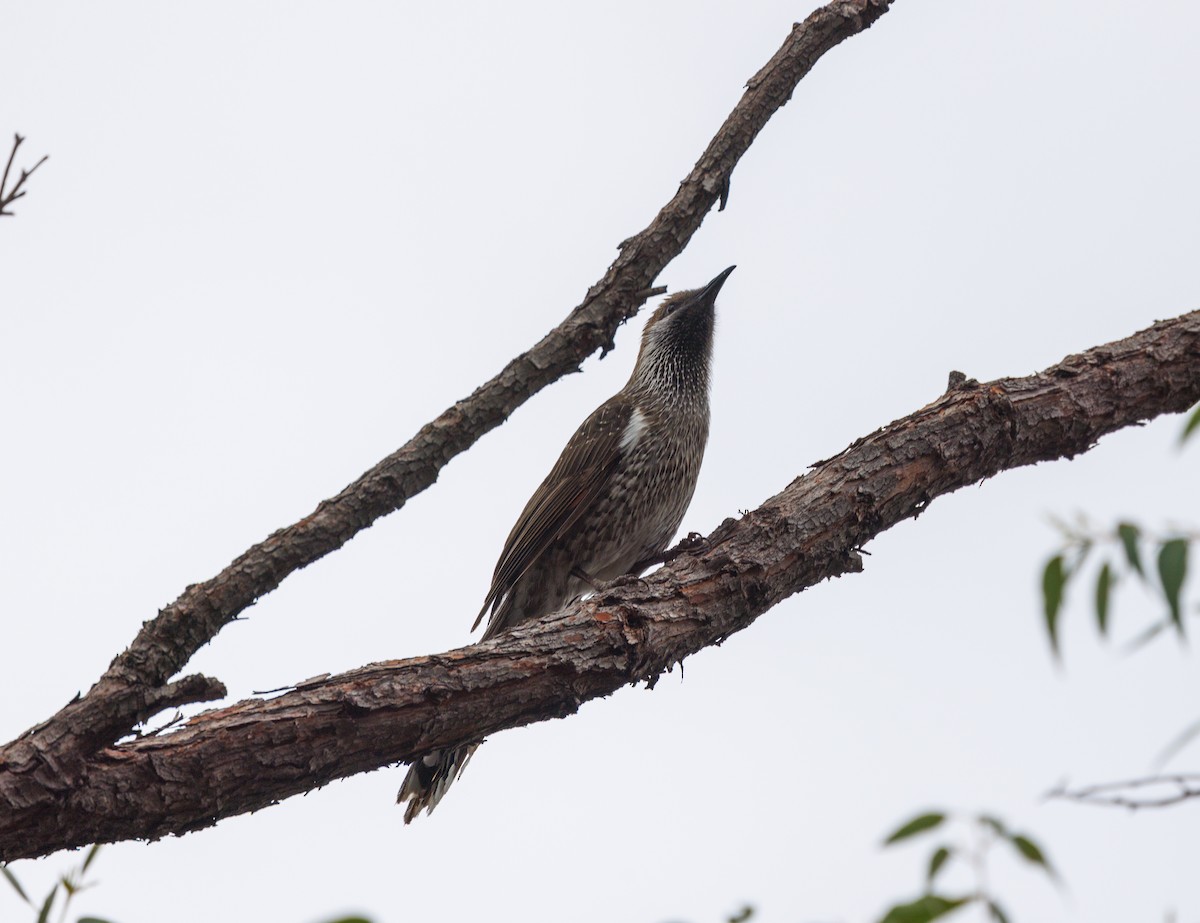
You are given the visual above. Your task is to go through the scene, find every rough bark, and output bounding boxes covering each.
[0,0,895,785]
[2,310,1196,861]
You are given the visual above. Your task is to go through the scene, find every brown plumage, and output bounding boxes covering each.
[398,266,734,822]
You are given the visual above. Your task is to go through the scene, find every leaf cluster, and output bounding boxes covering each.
[1041,406,1198,656]
[1042,521,1192,656]
[2,846,114,923]
[878,811,1056,923]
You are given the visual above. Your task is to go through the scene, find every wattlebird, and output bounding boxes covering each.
[398,266,735,822]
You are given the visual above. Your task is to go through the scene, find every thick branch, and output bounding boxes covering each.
[2,309,1196,861]
[4,0,894,770]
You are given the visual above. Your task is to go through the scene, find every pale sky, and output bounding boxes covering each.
[3,2,1198,922]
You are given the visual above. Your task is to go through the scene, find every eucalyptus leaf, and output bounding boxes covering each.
[1118,523,1144,578]
[36,887,57,923]
[1124,619,1169,654]
[878,894,971,923]
[81,843,102,873]
[2,866,31,905]
[1181,403,1200,444]
[883,812,947,845]
[927,846,952,884]
[1155,715,1200,769]
[1042,555,1066,656]
[1011,834,1057,880]
[1095,561,1113,636]
[1157,539,1188,632]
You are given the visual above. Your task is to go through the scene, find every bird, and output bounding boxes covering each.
[398,265,735,823]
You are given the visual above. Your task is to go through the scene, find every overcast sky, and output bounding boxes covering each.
[3,2,1198,922]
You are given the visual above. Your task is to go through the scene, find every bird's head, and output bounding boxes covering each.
[632,265,735,394]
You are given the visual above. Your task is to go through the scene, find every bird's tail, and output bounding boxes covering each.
[397,743,480,823]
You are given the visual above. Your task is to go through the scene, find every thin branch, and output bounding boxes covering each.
[0,134,49,217]
[0,0,896,774]
[0,135,20,201]
[2,308,1197,860]
[1046,774,1200,810]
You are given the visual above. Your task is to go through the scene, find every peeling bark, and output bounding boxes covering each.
[2,309,1196,861]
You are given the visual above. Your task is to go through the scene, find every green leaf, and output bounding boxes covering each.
[1157,539,1188,633]
[318,918,375,923]
[977,814,1007,837]
[1181,403,1200,445]
[1011,834,1057,880]
[878,894,971,923]
[883,812,947,845]
[78,918,122,923]
[1047,513,1073,538]
[1155,715,1200,768]
[1095,562,1113,636]
[1042,555,1066,656]
[36,886,57,923]
[987,899,1012,923]
[1118,523,1144,578]
[81,843,102,874]
[2,865,31,904]
[927,846,953,885]
[1124,618,1169,653]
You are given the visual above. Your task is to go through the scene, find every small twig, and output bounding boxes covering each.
[0,135,21,201]
[139,711,187,738]
[1046,774,1200,810]
[252,685,298,696]
[632,285,668,302]
[0,134,50,217]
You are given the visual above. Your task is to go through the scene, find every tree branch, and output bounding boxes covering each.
[1046,774,1200,810]
[0,134,49,217]
[2,309,1196,861]
[0,0,895,779]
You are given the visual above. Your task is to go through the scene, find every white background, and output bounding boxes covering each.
[2,2,1198,922]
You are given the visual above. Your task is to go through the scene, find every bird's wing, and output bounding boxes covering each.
[473,397,633,632]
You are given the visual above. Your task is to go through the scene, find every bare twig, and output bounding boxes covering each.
[1046,774,1200,810]
[0,134,49,216]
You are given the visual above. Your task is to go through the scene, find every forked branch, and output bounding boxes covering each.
[1,309,1197,860]
[0,0,896,782]
[0,134,49,217]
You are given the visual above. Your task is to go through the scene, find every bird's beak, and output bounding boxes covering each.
[696,265,736,305]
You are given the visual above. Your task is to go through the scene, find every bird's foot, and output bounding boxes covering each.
[570,566,604,593]
[608,572,650,590]
[630,532,708,573]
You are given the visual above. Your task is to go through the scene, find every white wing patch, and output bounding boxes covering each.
[620,406,648,452]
